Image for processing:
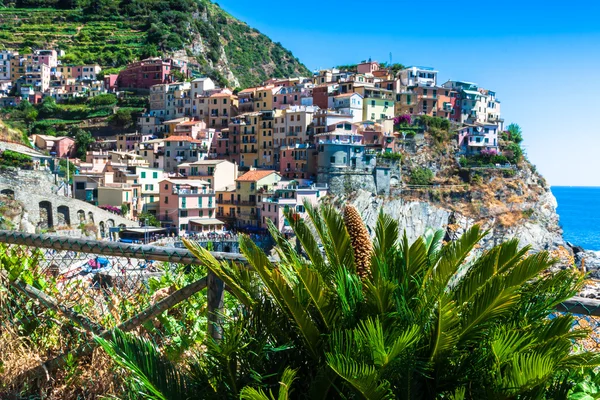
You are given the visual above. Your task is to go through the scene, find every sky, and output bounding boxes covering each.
[217,0,600,186]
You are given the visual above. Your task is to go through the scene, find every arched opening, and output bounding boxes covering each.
[107,219,115,228]
[57,205,70,227]
[390,175,400,186]
[99,221,106,238]
[77,210,86,224]
[1,189,14,199]
[87,212,94,224]
[39,201,53,229]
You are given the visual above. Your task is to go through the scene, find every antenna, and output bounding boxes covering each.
[389,52,392,66]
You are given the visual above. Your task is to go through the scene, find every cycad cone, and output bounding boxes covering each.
[343,205,372,280]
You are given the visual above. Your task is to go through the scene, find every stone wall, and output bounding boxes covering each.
[317,159,401,196]
[0,169,134,235]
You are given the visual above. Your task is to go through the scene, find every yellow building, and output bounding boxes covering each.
[229,112,261,168]
[208,92,238,130]
[254,85,278,111]
[232,170,281,229]
[258,110,276,169]
[353,86,395,121]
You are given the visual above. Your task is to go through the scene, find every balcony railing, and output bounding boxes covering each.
[173,188,215,195]
[240,148,258,154]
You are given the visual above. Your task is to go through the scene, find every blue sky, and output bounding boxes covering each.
[217,0,600,186]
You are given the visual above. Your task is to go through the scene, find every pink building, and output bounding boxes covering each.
[259,182,328,233]
[33,50,57,68]
[32,134,76,158]
[279,144,317,180]
[104,74,118,92]
[272,86,303,109]
[457,123,499,155]
[357,60,379,75]
[158,178,220,234]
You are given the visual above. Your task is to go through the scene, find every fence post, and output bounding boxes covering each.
[207,271,225,340]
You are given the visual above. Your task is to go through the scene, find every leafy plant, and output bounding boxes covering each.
[98,204,598,399]
[409,166,433,185]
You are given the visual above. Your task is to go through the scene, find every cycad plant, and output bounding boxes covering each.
[98,204,599,399]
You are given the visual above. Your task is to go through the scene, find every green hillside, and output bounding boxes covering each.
[0,0,311,87]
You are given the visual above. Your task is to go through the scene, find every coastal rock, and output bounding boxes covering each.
[577,251,600,278]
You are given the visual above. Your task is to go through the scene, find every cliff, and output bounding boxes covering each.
[330,124,571,265]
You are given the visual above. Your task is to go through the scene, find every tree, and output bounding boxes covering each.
[38,96,58,118]
[110,109,133,128]
[409,166,433,185]
[73,130,94,160]
[24,109,38,132]
[98,204,599,399]
[507,123,523,144]
[138,212,160,227]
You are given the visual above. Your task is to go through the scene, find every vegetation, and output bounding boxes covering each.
[0,149,32,168]
[0,0,310,87]
[96,204,598,398]
[138,211,160,227]
[459,153,510,168]
[409,166,434,185]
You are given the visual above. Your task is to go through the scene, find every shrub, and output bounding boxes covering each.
[88,94,117,108]
[409,167,433,185]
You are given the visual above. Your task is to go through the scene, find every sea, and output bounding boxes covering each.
[552,186,600,251]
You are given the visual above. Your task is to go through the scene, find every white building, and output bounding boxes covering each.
[333,93,363,123]
[398,66,438,87]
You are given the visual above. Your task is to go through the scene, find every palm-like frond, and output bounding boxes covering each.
[96,329,192,400]
[354,318,420,368]
[183,239,255,308]
[326,353,394,400]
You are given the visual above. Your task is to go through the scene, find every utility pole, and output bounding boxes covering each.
[65,157,69,197]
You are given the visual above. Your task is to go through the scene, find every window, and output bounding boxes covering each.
[180,210,188,217]
[75,182,85,190]
[371,100,375,106]
[152,172,158,179]
[141,171,146,178]
[164,196,168,204]
[330,156,336,163]
[149,195,154,203]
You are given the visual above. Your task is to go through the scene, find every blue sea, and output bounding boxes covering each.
[552,187,600,251]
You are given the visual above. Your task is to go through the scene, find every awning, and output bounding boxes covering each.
[189,218,224,226]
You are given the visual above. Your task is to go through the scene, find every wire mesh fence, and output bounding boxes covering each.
[3,230,600,397]
[0,231,242,396]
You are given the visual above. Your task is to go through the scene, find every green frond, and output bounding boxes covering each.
[429,295,461,362]
[239,387,272,400]
[425,226,487,298]
[502,252,555,289]
[372,210,399,279]
[355,318,420,368]
[278,367,298,400]
[498,353,557,395]
[363,277,398,316]
[495,239,530,274]
[296,263,338,329]
[334,266,364,318]
[281,205,327,275]
[96,329,190,400]
[183,239,254,308]
[491,328,535,365]
[423,228,445,263]
[326,353,394,400]
[459,278,519,344]
[321,204,355,272]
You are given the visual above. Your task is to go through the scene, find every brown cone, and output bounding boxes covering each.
[343,205,372,280]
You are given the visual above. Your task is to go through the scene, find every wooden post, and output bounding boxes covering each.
[207,270,225,340]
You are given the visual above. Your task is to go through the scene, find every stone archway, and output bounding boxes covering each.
[99,221,106,238]
[39,201,53,229]
[77,210,86,224]
[1,189,14,199]
[107,219,115,228]
[57,205,70,227]
[390,175,400,186]
[87,212,94,224]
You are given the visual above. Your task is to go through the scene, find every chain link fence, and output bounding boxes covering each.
[0,231,243,398]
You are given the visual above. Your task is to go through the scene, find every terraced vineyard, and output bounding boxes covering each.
[0,1,310,87]
[0,8,145,67]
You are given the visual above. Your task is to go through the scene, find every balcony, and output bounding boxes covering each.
[216,212,236,220]
[242,138,257,144]
[240,148,258,154]
[173,188,215,195]
[238,213,259,220]
[286,131,299,137]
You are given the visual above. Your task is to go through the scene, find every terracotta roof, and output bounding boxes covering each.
[238,88,257,94]
[163,136,202,143]
[334,92,362,98]
[236,170,278,182]
[210,92,235,98]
